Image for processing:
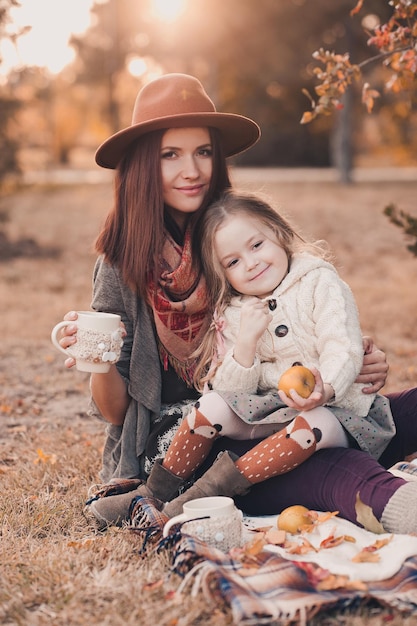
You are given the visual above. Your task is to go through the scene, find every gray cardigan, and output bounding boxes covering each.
[88,256,162,482]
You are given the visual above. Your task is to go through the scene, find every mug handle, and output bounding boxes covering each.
[163,512,187,537]
[50,321,76,357]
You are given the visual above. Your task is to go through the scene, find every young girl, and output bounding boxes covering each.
[126,190,397,523]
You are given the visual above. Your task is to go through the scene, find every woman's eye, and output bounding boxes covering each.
[198,147,213,157]
[161,150,176,159]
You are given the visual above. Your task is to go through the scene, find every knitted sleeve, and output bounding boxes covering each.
[210,302,262,393]
[91,256,161,411]
[308,267,367,404]
[212,349,262,393]
[91,255,133,381]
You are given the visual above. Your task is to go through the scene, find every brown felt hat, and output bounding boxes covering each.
[95,73,261,169]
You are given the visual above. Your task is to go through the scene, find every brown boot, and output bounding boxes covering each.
[163,451,251,518]
[86,460,184,528]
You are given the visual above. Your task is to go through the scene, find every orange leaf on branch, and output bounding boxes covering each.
[302,0,417,122]
[362,82,380,112]
[350,0,364,17]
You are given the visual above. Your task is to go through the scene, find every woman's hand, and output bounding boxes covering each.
[356,336,389,394]
[59,310,127,371]
[278,368,334,411]
[59,311,79,369]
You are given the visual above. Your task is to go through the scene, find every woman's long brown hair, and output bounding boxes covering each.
[95,127,231,298]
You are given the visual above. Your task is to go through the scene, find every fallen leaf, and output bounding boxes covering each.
[143,579,164,592]
[34,448,58,465]
[296,561,366,590]
[372,536,393,550]
[317,573,367,591]
[285,537,317,555]
[352,551,380,563]
[351,535,393,562]
[319,534,346,549]
[265,528,286,545]
[355,492,386,534]
[244,533,267,557]
[313,511,339,524]
[298,510,339,534]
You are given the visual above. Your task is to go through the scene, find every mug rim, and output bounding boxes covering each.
[183,495,234,512]
[77,310,120,318]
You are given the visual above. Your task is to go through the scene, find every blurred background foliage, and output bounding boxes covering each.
[0,0,416,181]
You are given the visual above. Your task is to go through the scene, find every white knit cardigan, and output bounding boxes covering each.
[212,252,374,418]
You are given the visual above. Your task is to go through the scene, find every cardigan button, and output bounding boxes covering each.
[275,324,288,337]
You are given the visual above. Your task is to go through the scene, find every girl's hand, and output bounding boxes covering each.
[233,299,272,368]
[356,336,389,393]
[278,368,333,411]
[239,298,272,343]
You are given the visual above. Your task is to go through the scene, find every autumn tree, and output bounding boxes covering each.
[72,0,388,167]
[301,0,416,123]
[302,0,417,255]
[70,0,154,134]
[0,0,23,183]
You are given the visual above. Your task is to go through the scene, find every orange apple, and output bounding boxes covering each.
[278,365,315,399]
[277,505,314,533]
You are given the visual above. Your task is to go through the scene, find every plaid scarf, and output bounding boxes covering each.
[148,226,209,386]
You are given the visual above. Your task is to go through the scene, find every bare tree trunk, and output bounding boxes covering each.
[330,17,355,184]
[330,86,354,184]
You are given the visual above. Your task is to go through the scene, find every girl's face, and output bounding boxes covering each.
[161,127,213,229]
[214,213,289,299]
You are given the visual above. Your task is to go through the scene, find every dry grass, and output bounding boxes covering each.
[1,170,417,625]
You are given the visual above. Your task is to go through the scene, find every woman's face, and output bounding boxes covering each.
[161,127,213,228]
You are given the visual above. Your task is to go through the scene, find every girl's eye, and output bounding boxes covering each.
[253,240,263,249]
[227,259,238,268]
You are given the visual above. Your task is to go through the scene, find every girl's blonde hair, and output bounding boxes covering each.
[192,189,332,389]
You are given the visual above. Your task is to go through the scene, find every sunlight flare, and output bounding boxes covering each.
[151,0,187,22]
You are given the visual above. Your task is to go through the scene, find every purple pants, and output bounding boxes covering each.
[203,388,417,525]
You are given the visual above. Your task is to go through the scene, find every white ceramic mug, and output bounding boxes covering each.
[163,496,243,551]
[51,311,123,373]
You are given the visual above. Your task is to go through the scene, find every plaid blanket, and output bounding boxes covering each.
[165,534,417,624]
[131,498,417,624]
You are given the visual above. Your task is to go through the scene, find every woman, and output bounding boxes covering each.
[59,73,417,534]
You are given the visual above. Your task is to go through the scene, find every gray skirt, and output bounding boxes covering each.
[217,389,395,460]
[144,390,395,472]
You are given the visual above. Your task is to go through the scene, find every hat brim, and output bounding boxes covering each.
[95,112,260,169]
